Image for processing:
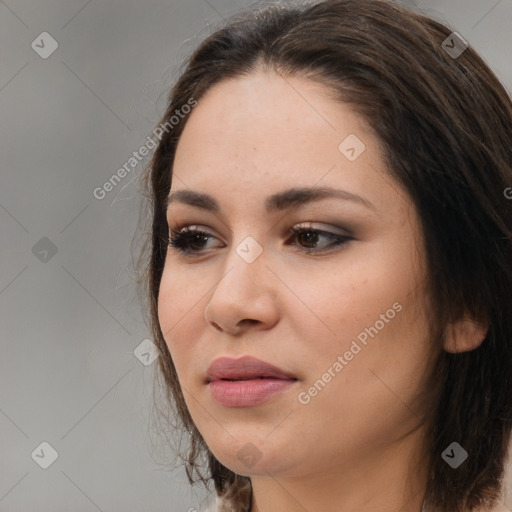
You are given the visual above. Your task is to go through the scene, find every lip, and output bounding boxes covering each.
[206,355,297,382]
[206,356,298,408]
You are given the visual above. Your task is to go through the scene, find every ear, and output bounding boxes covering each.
[443,313,489,354]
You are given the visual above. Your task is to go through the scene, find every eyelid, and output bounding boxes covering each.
[171,225,224,244]
[173,223,214,234]
[168,218,350,235]
[291,221,351,236]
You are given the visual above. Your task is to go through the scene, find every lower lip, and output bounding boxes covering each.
[208,378,296,407]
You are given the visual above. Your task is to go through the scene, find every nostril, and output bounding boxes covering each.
[211,321,223,332]
[240,319,259,327]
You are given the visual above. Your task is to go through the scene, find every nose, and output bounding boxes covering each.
[203,242,280,336]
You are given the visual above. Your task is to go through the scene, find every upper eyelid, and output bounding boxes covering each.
[169,222,348,237]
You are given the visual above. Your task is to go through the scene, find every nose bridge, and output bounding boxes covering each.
[203,232,279,332]
[217,233,268,296]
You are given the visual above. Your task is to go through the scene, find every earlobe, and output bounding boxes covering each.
[443,314,489,354]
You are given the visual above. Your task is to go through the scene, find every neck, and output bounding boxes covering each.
[249,426,430,512]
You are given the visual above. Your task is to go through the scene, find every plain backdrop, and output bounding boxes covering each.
[1,0,511,511]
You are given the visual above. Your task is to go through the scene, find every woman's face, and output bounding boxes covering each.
[158,69,436,479]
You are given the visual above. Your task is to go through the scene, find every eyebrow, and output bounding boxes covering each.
[166,186,375,213]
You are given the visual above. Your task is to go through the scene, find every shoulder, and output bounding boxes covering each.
[202,496,233,512]
[202,501,219,512]
[202,500,219,512]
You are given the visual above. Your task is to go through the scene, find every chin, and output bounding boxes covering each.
[212,439,304,479]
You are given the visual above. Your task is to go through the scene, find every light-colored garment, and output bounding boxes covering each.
[202,497,229,512]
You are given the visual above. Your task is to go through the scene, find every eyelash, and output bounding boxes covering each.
[167,224,351,257]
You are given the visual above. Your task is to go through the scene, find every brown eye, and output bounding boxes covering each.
[296,229,320,248]
[168,226,221,255]
[288,226,351,253]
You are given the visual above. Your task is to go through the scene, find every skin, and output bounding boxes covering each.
[157,69,487,512]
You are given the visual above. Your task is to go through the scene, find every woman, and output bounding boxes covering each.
[136,1,512,511]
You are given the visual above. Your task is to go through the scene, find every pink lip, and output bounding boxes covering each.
[206,356,298,408]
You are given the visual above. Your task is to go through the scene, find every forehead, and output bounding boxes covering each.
[175,72,377,178]
[178,71,368,147]
[170,70,412,222]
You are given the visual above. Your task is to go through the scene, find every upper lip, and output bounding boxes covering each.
[206,356,297,383]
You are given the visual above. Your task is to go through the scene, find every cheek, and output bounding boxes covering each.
[283,254,414,343]
[287,245,430,389]
[157,271,177,342]
[157,266,204,359]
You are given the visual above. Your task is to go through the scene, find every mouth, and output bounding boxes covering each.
[205,355,297,384]
[205,356,298,407]
[219,376,286,381]
[206,362,298,408]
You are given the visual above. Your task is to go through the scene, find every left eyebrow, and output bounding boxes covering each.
[166,186,376,213]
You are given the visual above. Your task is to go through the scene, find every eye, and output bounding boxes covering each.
[168,225,221,256]
[167,223,352,257]
[287,224,351,253]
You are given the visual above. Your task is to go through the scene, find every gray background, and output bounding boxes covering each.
[1,0,511,511]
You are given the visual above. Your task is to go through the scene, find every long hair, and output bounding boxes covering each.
[136,1,512,510]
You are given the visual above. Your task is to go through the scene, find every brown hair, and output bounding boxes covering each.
[136,1,512,511]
